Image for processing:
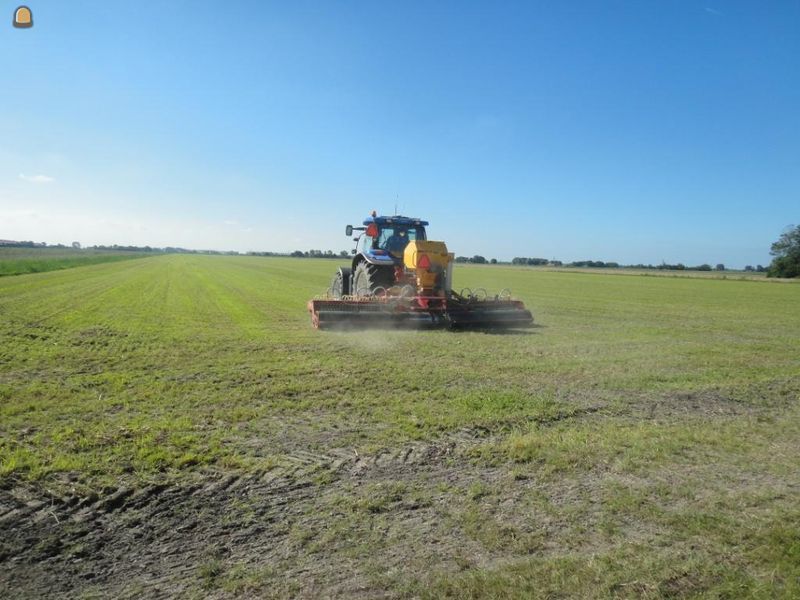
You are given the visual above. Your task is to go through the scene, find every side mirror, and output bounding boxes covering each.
[351,249,356,255]
[345,225,353,236]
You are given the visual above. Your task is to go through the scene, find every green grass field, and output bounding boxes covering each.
[1,255,798,597]
[0,246,150,276]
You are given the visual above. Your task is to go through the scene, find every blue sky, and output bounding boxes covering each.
[1,1,798,267]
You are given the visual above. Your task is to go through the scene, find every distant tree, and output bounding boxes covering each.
[490,258,497,264]
[696,264,712,271]
[756,265,766,272]
[471,255,487,264]
[744,265,754,272]
[71,241,81,249]
[549,260,563,266]
[715,264,725,271]
[455,256,469,263]
[339,250,349,258]
[570,260,608,268]
[658,262,686,271]
[767,225,800,278]
[290,250,305,257]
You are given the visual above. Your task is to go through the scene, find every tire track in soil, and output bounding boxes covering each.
[0,436,481,593]
[3,394,759,598]
[0,408,605,598]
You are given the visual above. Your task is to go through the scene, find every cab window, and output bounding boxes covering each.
[357,234,374,254]
[376,226,425,247]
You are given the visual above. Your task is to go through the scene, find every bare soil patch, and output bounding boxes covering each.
[1,388,795,598]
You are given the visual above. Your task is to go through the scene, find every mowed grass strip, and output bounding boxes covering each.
[0,247,151,276]
[0,255,798,489]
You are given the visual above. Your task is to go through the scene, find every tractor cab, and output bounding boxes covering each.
[348,214,429,266]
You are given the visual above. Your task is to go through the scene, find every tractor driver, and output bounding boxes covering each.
[383,228,409,257]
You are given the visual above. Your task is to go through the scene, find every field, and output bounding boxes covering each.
[1,255,799,598]
[0,247,149,277]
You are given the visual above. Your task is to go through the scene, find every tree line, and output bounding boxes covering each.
[290,250,350,258]
[507,257,768,272]
[5,224,797,277]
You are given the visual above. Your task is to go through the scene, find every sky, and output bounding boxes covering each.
[1,1,798,267]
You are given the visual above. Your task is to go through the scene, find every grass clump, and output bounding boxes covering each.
[490,415,778,476]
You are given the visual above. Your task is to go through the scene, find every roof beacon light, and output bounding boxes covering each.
[13,6,33,28]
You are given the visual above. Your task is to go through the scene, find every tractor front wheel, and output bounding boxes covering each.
[330,267,351,299]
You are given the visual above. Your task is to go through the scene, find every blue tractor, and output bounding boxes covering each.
[331,213,430,298]
[309,212,533,330]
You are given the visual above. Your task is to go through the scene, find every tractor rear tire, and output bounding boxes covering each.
[352,261,395,297]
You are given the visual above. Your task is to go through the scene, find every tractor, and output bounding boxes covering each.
[307,212,533,330]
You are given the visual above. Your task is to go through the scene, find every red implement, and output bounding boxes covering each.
[307,293,533,330]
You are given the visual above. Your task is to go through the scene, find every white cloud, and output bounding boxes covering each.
[19,173,55,184]
[223,219,238,226]
[704,7,723,16]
